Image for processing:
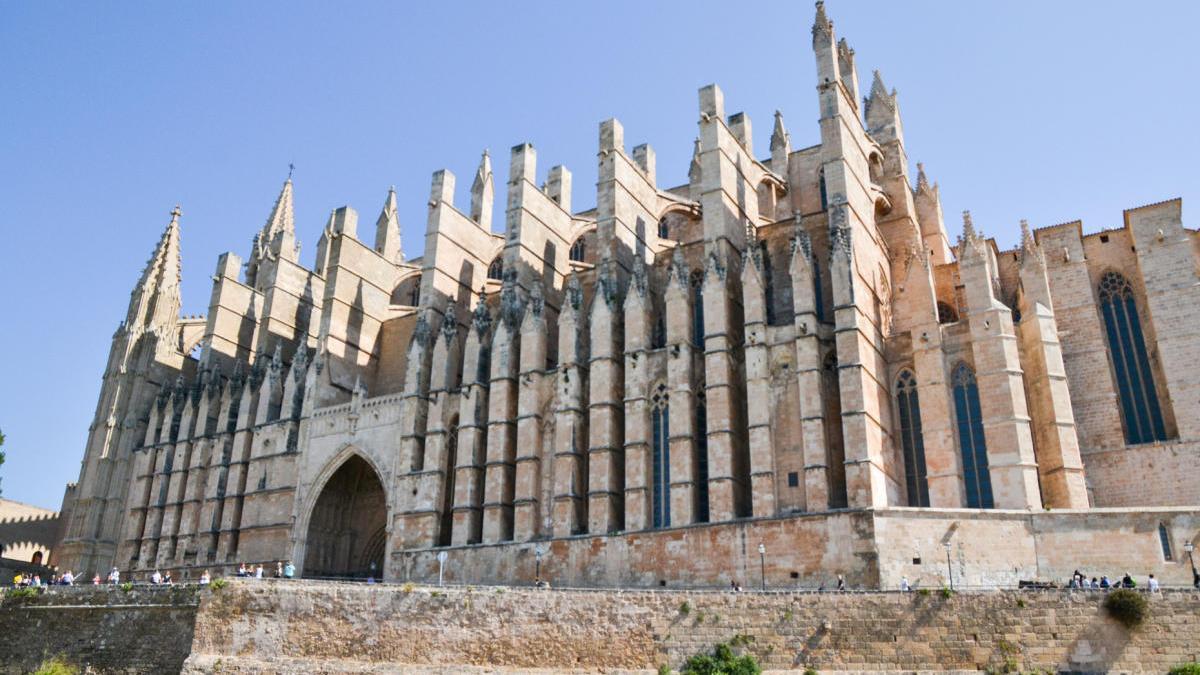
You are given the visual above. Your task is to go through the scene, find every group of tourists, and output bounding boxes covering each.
[235,560,295,580]
[1069,569,1160,591]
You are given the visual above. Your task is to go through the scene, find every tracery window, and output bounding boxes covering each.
[651,383,671,528]
[952,362,993,509]
[569,237,586,263]
[487,257,503,281]
[895,370,930,507]
[1098,271,1167,444]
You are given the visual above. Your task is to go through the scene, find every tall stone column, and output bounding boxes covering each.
[901,248,963,508]
[123,401,161,569]
[482,279,522,543]
[1016,224,1088,508]
[742,238,778,517]
[959,214,1042,510]
[702,250,749,521]
[552,276,588,536]
[622,261,653,531]
[587,261,624,534]
[157,387,197,568]
[398,313,435,473]
[451,300,492,545]
[514,284,548,540]
[216,369,258,562]
[790,230,829,511]
[664,249,697,526]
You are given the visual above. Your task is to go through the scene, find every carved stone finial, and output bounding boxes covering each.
[829,207,852,260]
[472,296,492,336]
[631,255,649,298]
[597,256,620,307]
[291,347,309,382]
[669,245,689,288]
[770,110,789,152]
[442,303,459,343]
[1018,219,1043,267]
[961,210,976,241]
[792,226,813,261]
[704,249,727,282]
[529,280,545,317]
[500,272,524,328]
[813,0,833,41]
[566,273,583,311]
[915,162,930,192]
[412,312,433,348]
[688,138,702,184]
[269,342,284,375]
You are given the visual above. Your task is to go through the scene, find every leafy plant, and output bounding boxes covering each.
[209,578,228,591]
[782,609,794,622]
[1016,598,1026,608]
[1168,663,1200,675]
[681,642,761,675]
[33,657,78,675]
[1104,589,1149,629]
[917,588,931,597]
[939,587,954,599]
[658,665,672,675]
[678,600,691,616]
[120,581,133,592]
[5,586,39,600]
[402,582,415,593]
[804,669,818,675]
[729,633,756,648]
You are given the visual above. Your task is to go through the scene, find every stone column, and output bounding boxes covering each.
[702,249,749,521]
[552,276,588,536]
[216,371,257,562]
[1016,226,1089,508]
[126,401,162,569]
[790,230,829,511]
[587,261,624,534]
[157,390,197,568]
[741,240,777,517]
[482,280,522,543]
[398,313,435,473]
[622,261,653,530]
[664,249,697,526]
[451,300,492,545]
[960,216,1042,510]
[514,284,548,540]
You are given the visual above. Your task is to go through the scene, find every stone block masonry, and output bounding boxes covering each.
[0,585,200,674]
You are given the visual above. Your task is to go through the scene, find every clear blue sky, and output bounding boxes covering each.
[1,1,1196,509]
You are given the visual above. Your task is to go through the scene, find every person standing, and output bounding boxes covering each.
[108,567,120,585]
[199,570,211,585]
[151,570,162,585]
[284,561,295,579]
[275,562,283,579]
[900,576,911,592]
[255,564,264,579]
[1148,574,1160,592]
[837,575,846,592]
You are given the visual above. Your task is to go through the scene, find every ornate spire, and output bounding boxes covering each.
[915,162,930,192]
[688,138,702,184]
[1019,219,1043,266]
[812,0,833,42]
[262,177,297,258]
[961,210,976,242]
[470,149,495,229]
[770,110,790,154]
[127,205,183,334]
[374,186,403,264]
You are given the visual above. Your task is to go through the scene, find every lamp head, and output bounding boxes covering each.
[757,543,766,554]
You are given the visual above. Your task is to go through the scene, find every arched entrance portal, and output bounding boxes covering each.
[304,454,387,579]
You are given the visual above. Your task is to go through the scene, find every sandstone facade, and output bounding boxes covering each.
[56,3,1200,589]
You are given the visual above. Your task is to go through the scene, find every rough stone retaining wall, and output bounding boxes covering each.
[0,585,200,674]
[184,580,1200,674]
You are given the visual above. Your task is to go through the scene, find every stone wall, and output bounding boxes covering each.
[183,580,1200,673]
[0,585,200,674]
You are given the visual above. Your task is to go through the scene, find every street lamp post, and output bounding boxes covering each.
[534,545,544,585]
[943,541,954,591]
[758,543,766,591]
[1185,542,1197,589]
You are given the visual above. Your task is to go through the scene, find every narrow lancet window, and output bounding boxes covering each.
[895,370,930,507]
[952,363,993,509]
[1098,271,1167,444]
[651,383,671,528]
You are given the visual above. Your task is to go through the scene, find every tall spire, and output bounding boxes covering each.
[374,185,404,264]
[470,149,495,230]
[770,110,791,175]
[812,0,833,43]
[248,175,298,285]
[915,162,931,192]
[688,138,702,185]
[127,205,183,335]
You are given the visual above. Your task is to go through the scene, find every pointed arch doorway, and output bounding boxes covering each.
[303,454,387,579]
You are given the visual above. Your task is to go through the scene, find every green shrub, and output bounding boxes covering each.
[1168,663,1200,675]
[209,578,227,591]
[33,657,79,675]
[119,581,133,593]
[804,669,818,675]
[917,588,931,597]
[402,582,415,593]
[1016,598,1026,608]
[939,587,954,599]
[1104,589,1149,629]
[680,642,761,675]
[678,600,691,616]
[5,586,39,600]
[658,664,672,675]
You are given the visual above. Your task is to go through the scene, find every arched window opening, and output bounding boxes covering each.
[895,370,929,507]
[31,550,43,566]
[937,301,958,324]
[1098,271,1168,444]
[690,270,705,349]
[868,153,884,185]
[658,217,670,239]
[695,389,710,523]
[818,169,828,211]
[952,363,993,509]
[651,383,671,528]
[487,257,503,281]
[569,236,586,263]
[438,417,459,547]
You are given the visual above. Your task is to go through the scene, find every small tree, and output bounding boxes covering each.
[1104,589,1149,629]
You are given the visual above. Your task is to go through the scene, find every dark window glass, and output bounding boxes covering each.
[695,391,709,523]
[651,385,671,528]
[691,271,704,348]
[813,260,826,323]
[787,472,799,488]
[952,363,993,508]
[1098,271,1167,444]
[1159,522,1173,561]
[937,302,958,324]
[896,370,930,507]
[487,258,503,280]
[569,237,586,263]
